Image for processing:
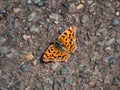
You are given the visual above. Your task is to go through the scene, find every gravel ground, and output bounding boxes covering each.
[0,0,120,90]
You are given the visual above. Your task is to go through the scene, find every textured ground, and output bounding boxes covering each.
[0,0,120,90]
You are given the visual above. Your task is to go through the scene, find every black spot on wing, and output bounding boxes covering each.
[62,36,65,38]
[48,49,51,53]
[58,56,61,58]
[64,32,67,35]
[69,34,71,36]
[45,53,49,57]
[51,48,53,51]
[68,29,72,33]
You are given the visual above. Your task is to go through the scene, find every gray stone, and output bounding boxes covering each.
[112,19,120,25]
[69,3,75,13]
[33,0,41,4]
[61,67,71,75]
[54,79,64,89]
[0,86,8,90]
[57,27,65,34]
[27,0,32,4]
[112,76,120,85]
[62,2,69,8]
[15,81,21,89]
[49,13,59,20]
[21,65,32,71]
[43,74,54,84]
[38,1,46,7]
[81,14,89,24]
[108,57,117,64]
[89,51,100,61]
[32,59,38,65]
[115,11,120,16]
[28,12,37,22]
[43,85,49,90]
[104,74,113,84]
[51,62,60,70]
[115,36,120,43]
[30,25,39,32]
[105,2,111,7]
[105,38,114,46]
[115,29,120,33]
[0,36,6,45]
[49,13,60,24]
[0,47,8,54]
[65,77,73,85]
[79,73,88,79]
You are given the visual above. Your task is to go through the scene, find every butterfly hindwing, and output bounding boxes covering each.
[43,45,70,62]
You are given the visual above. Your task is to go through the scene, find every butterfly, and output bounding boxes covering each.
[43,26,77,62]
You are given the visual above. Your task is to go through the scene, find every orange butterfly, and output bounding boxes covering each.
[43,26,77,62]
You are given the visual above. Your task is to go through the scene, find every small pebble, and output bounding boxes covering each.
[115,29,120,33]
[15,81,21,89]
[76,4,84,10]
[80,0,85,4]
[54,79,64,89]
[33,0,41,4]
[28,12,37,22]
[0,47,8,54]
[38,1,46,7]
[0,86,8,90]
[65,77,73,85]
[25,86,31,90]
[79,73,88,79]
[43,74,54,84]
[58,27,65,34]
[51,62,60,70]
[27,0,32,4]
[61,67,71,75]
[105,2,111,7]
[81,14,89,24]
[32,59,38,65]
[13,8,22,13]
[62,2,69,8]
[0,36,6,45]
[49,13,60,24]
[30,25,39,33]
[47,25,52,31]
[104,74,113,84]
[69,3,76,13]
[89,51,100,61]
[87,0,93,4]
[112,76,120,85]
[23,35,31,40]
[108,57,117,64]
[105,38,114,46]
[49,13,59,20]
[89,82,95,87]
[21,65,32,71]
[115,36,120,43]
[115,11,120,16]
[112,19,120,25]
[43,85,49,90]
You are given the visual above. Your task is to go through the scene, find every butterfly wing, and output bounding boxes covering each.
[58,26,77,53]
[43,45,70,62]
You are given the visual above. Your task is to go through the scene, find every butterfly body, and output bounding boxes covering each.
[43,26,77,62]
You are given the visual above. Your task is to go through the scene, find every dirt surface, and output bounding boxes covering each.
[0,0,120,90]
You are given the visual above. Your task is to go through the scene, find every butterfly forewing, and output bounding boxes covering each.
[58,26,77,53]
